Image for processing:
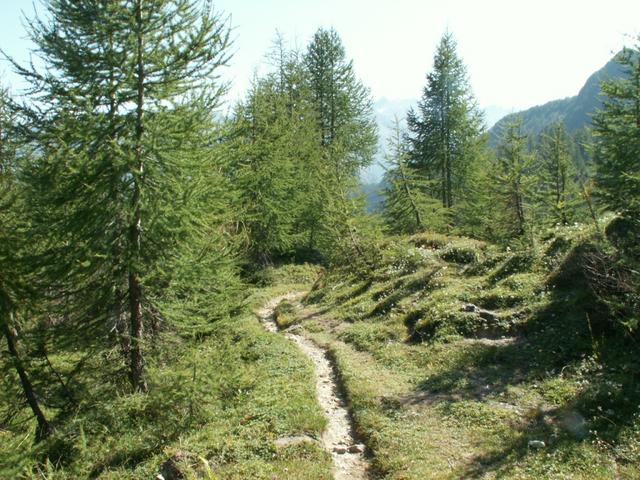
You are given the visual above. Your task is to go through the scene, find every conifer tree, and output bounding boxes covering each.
[592,42,640,223]
[492,118,535,238]
[383,118,440,233]
[452,148,500,240]
[407,32,484,210]
[0,87,52,441]
[303,28,379,267]
[304,27,377,178]
[536,122,580,225]
[229,42,323,264]
[231,77,308,263]
[8,0,232,392]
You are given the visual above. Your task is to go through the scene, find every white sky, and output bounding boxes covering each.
[1,0,639,112]
[213,0,640,111]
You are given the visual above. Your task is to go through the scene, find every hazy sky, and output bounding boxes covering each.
[1,0,639,112]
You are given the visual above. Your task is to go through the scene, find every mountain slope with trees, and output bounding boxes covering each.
[489,54,626,145]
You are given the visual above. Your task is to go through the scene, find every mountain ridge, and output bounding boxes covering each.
[489,52,626,144]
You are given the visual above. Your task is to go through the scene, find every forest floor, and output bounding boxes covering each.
[1,265,335,479]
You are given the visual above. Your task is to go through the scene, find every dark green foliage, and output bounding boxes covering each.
[535,122,582,225]
[304,27,377,178]
[7,0,235,391]
[229,30,380,271]
[0,86,53,441]
[229,68,321,263]
[490,118,536,239]
[383,118,444,233]
[303,28,381,270]
[593,43,640,224]
[590,40,640,331]
[452,148,502,240]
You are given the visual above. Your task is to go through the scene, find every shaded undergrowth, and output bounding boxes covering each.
[0,264,332,479]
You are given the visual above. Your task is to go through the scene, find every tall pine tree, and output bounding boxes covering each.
[303,28,379,268]
[407,32,484,211]
[228,40,324,264]
[592,43,640,223]
[536,122,580,225]
[492,118,535,238]
[9,0,232,392]
[383,118,440,233]
[0,86,52,441]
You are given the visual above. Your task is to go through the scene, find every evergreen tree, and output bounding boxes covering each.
[536,122,580,225]
[8,0,232,392]
[230,77,309,263]
[592,42,640,223]
[452,148,500,240]
[407,32,484,210]
[491,118,536,238]
[0,87,52,441]
[304,27,377,178]
[303,28,379,267]
[229,41,324,264]
[383,118,441,233]
[572,127,594,175]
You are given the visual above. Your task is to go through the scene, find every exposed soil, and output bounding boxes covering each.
[258,293,369,480]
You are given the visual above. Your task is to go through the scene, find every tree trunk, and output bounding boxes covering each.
[440,101,447,208]
[129,0,147,393]
[397,157,422,230]
[515,189,526,236]
[1,307,52,441]
[128,271,146,391]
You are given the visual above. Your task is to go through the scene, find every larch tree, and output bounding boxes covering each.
[492,118,536,238]
[303,27,377,178]
[536,122,579,225]
[407,32,484,210]
[7,0,232,392]
[230,76,307,263]
[383,117,439,234]
[303,27,379,268]
[228,39,323,264]
[592,42,640,223]
[0,86,52,441]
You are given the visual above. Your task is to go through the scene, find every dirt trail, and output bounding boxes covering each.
[258,294,369,480]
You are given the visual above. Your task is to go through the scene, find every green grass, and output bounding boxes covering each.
[0,268,331,479]
[294,224,640,479]
[5,229,637,479]
[274,301,299,329]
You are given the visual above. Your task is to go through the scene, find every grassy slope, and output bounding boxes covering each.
[295,226,640,479]
[0,265,332,479]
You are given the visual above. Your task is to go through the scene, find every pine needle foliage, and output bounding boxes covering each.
[592,42,640,225]
[406,32,485,210]
[535,121,582,225]
[6,0,234,392]
[490,118,536,239]
[383,118,442,234]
